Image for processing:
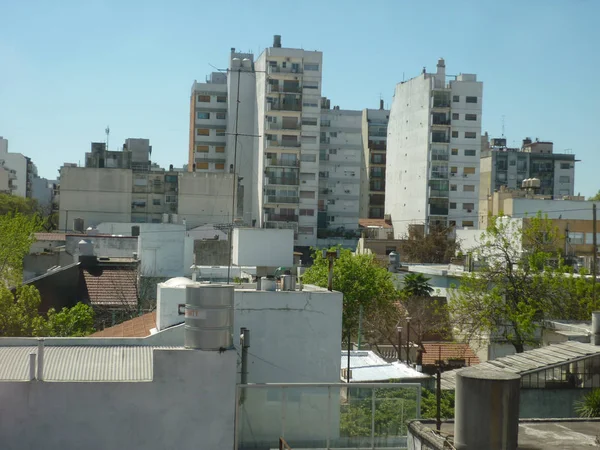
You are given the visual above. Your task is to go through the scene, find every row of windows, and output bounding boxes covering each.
[131,196,175,208]
[194,161,225,170]
[196,111,226,120]
[449,202,475,210]
[451,131,477,139]
[451,113,478,121]
[450,166,477,175]
[451,148,477,156]
[298,226,314,234]
[449,184,476,192]
[196,128,226,137]
[452,95,478,104]
[268,61,320,71]
[197,95,227,103]
[196,145,225,153]
[447,220,475,227]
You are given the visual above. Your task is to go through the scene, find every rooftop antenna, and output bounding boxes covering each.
[105,126,110,150]
[501,116,505,138]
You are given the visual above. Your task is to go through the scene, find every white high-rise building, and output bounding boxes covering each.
[386,59,483,237]
[0,136,35,198]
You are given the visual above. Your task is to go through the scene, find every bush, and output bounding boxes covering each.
[576,388,600,418]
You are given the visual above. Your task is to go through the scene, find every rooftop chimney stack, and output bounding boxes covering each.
[273,35,282,48]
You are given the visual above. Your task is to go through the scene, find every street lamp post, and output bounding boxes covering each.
[396,326,402,362]
[406,317,411,366]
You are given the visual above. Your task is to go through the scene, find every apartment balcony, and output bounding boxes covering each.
[266,122,301,131]
[431,136,450,143]
[267,103,302,112]
[431,171,449,179]
[265,213,299,223]
[369,142,387,151]
[266,176,299,186]
[429,188,449,198]
[265,158,300,168]
[264,195,299,204]
[370,156,386,165]
[268,66,303,75]
[369,182,385,192]
[267,140,301,149]
[429,205,449,215]
[432,118,451,126]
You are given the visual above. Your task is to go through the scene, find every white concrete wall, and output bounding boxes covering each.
[553,159,575,197]
[511,199,600,220]
[31,177,53,208]
[177,172,234,228]
[0,137,27,197]
[59,167,132,230]
[232,228,294,267]
[0,349,236,450]
[0,166,9,193]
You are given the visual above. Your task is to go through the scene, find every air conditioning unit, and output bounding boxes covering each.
[467,209,472,213]
[451,173,456,177]
[345,189,351,194]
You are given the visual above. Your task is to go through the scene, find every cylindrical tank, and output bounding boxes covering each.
[261,277,276,291]
[281,275,296,291]
[78,239,94,256]
[592,311,600,346]
[184,285,233,350]
[454,369,520,450]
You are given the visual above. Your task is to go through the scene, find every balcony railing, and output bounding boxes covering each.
[431,136,450,143]
[431,171,449,179]
[267,122,301,131]
[370,157,386,165]
[265,195,299,204]
[370,183,385,192]
[265,158,300,167]
[429,189,450,198]
[265,214,299,222]
[235,383,421,450]
[267,140,301,148]
[266,176,299,186]
[268,103,302,112]
[268,66,303,75]
[432,101,451,108]
[429,206,449,215]
[432,119,451,125]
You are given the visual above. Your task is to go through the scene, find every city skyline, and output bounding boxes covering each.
[1,0,599,196]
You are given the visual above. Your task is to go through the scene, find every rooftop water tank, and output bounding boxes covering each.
[184,284,233,350]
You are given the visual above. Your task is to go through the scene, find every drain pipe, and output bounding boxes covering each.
[29,353,36,381]
[37,338,44,381]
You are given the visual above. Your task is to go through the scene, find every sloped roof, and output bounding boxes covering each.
[34,233,66,242]
[422,342,480,366]
[441,341,600,390]
[342,350,429,382]
[82,267,138,307]
[91,311,156,338]
[358,218,393,229]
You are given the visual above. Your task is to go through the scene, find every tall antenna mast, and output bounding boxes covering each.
[105,126,110,150]
[501,115,505,138]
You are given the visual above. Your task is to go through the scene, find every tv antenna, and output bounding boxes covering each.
[105,126,110,150]
[501,116,505,138]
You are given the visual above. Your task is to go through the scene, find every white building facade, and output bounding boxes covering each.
[386,59,483,237]
[0,136,34,198]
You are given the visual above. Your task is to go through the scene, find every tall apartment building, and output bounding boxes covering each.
[479,134,576,199]
[386,59,483,237]
[359,103,389,219]
[0,136,35,198]
[317,101,362,245]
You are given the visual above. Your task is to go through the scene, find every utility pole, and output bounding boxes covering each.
[436,346,442,431]
[396,326,402,361]
[406,317,411,366]
[357,305,363,350]
[323,248,347,381]
[227,68,242,284]
[593,203,597,301]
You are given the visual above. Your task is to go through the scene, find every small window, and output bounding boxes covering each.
[215,163,225,170]
[465,132,476,139]
[300,190,315,199]
[304,63,319,71]
[329,132,338,138]
[559,175,571,183]
[450,202,457,209]
[509,159,516,166]
[196,145,209,153]
[452,113,459,120]
[466,96,477,103]
[560,163,571,169]
[302,117,318,126]
[197,112,210,120]
[301,154,316,162]
[301,135,317,143]
[451,148,458,155]
[216,129,226,136]
[465,114,477,121]
[464,167,476,174]
[303,102,318,108]
[298,226,314,234]
[153,199,161,206]
[452,95,460,102]
[299,209,314,216]
[197,95,210,102]
[215,146,225,153]
[450,184,457,191]
[464,149,476,156]
[463,203,475,210]
[197,129,210,136]
[462,220,474,227]
[327,199,335,205]
[216,112,226,120]
[450,166,458,174]
[464,185,475,192]
[216,96,227,103]
[304,82,319,89]
[196,162,208,170]
[452,131,459,138]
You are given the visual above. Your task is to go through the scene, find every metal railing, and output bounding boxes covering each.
[265,214,299,222]
[265,195,300,204]
[267,122,301,131]
[268,103,302,112]
[269,66,303,75]
[432,119,451,125]
[266,158,300,167]
[267,140,301,148]
[235,383,421,450]
[266,176,299,186]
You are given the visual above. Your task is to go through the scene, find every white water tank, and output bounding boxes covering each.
[261,277,276,291]
[184,285,233,350]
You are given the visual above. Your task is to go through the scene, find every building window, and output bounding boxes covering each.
[216,112,226,120]
[216,129,226,136]
[465,132,476,139]
[302,117,318,126]
[301,154,317,162]
[465,114,477,121]
[466,96,477,103]
[197,95,210,102]
[300,209,314,216]
[197,112,210,120]
[450,202,457,209]
[464,149,476,156]
[216,96,227,103]
[197,128,210,136]
[215,163,225,170]
[304,63,319,71]
[300,190,315,199]
[452,113,459,120]
[153,199,161,206]
[215,146,225,153]
[196,145,209,153]
[452,131,459,138]
[570,232,584,245]
[303,101,318,108]
[165,195,177,203]
[452,95,460,102]
[450,166,458,174]
[327,199,335,205]
[463,203,474,210]
[298,226,314,234]
[509,159,516,166]
[560,163,571,169]
[464,167,476,174]
[464,185,475,192]
[462,220,474,227]
[559,175,571,183]
[196,162,208,170]
[304,82,319,89]
[450,184,457,191]
[301,135,317,143]
[451,148,458,155]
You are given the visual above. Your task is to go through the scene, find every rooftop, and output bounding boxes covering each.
[91,311,156,337]
[441,341,600,390]
[421,342,480,366]
[82,266,138,307]
[342,350,429,382]
[358,218,393,229]
[34,232,66,242]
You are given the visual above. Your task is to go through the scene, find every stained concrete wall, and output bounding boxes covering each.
[0,349,236,450]
[194,239,229,266]
[519,388,591,418]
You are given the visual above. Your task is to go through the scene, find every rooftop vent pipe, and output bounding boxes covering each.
[592,311,600,346]
[273,35,282,48]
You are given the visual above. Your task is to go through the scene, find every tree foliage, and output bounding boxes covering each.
[402,273,434,298]
[576,388,600,418]
[302,248,398,337]
[401,224,459,264]
[0,211,43,286]
[588,190,600,202]
[0,193,39,216]
[450,213,600,353]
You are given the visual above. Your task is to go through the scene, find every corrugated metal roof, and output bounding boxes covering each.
[342,350,429,382]
[0,346,179,382]
[441,341,600,390]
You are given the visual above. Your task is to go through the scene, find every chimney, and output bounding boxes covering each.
[273,35,282,48]
[454,369,520,450]
[592,311,600,346]
[379,99,384,110]
[37,338,45,381]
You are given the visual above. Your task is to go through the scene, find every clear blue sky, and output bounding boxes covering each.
[1,0,598,196]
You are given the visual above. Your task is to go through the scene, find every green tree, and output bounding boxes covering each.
[402,273,434,298]
[0,193,39,216]
[0,211,43,286]
[576,388,600,418]
[450,213,600,353]
[302,248,398,338]
[45,303,95,337]
[401,224,459,264]
[588,190,600,201]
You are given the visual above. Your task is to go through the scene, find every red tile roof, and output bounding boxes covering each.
[82,268,138,307]
[35,233,66,241]
[422,342,480,366]
[91,311,156,337]
[358,218,393,229]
